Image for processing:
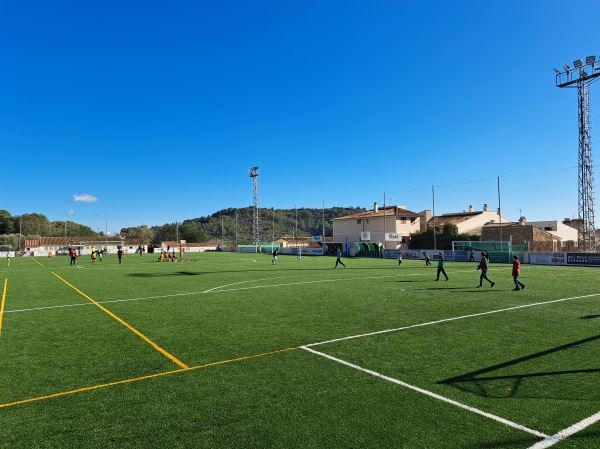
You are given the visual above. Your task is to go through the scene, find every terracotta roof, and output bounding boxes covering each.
[24,236,144,247]
[428,212,479,227]
[334,206,421,220]
[161,241,218,248]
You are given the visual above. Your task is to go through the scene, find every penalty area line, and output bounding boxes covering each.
[300,345,549,440]
[304,292,600,348]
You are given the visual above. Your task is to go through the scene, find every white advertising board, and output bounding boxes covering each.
[529,252,567,266]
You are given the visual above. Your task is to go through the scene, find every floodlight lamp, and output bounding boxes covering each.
[554,68,561,74]
[573,59,584,69]
[586,56,596,65]
[563,64,571,72]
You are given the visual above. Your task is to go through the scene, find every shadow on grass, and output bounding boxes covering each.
[438,334,600,400]
[395,279,434,283]
[581,314,600,319]
[128,271,201,277]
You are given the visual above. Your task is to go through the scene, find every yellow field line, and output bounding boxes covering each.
[0,347,296,409]
[0,278,7,335]
[32,258,45,267]
[51,272,189,370]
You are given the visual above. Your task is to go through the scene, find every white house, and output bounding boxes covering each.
[333,203,427,250]
[428,204,512,235]
[525,219,579,244]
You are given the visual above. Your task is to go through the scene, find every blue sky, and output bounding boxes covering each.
[1,0,598,235]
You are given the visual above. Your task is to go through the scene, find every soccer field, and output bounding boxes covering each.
[1,252,599,448]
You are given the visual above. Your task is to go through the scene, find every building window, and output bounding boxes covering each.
[357,220,361,224]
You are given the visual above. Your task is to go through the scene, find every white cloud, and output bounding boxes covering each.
[72,194,99,203]
[66,209,75,215]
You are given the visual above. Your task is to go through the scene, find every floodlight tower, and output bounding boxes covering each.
[555,56,600,252]
[249,167,260,244]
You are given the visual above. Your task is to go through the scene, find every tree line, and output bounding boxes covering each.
[0,207,475,250]
[0,207,366,249]
[122,206,367,246]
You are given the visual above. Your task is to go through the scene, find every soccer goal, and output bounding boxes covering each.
[452,241,526,263]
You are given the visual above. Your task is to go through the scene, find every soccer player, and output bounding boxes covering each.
[70,248,77,266]
[334,247,346,269]
[435,253,448,281]
[512,255,525,290]
[476,251,495,288]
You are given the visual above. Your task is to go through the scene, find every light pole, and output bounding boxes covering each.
[249,167,260,247]
[555,55,600,252]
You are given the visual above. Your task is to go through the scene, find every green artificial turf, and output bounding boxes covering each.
[0,252,599,448]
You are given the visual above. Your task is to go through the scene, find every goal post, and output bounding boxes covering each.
[452,241,526,263]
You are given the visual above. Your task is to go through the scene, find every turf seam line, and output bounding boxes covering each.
[303,292,600,347]
[50,271,189,370]
[300,345,550,440]
[0,347,296,409]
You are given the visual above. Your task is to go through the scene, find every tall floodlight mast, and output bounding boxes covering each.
[249,167,260,245]
[555,56,600,252]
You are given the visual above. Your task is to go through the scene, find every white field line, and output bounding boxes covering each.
[527,410,600,448]
[4,271,434,314]
[5,269,599,317]
[301,346,551,440]
[304,293,600,348]
[302,293,600,446]
[4,291,206,314]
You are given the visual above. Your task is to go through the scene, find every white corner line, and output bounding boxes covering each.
[300,345,550,440]
[527,410,600,448]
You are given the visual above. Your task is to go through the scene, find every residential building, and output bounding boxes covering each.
[526,219,578,246]
[481,222,567,252]
[428,204,512,236]
[333,203,427,250]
